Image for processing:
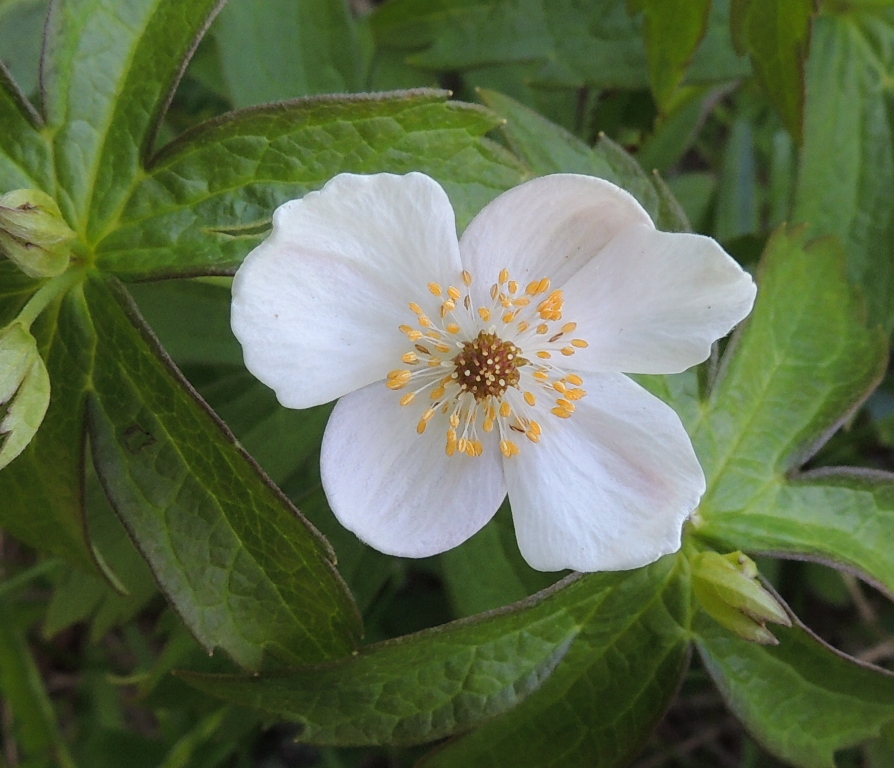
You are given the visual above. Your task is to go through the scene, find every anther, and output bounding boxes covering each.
[428,283,443,296]
[462,270,473,286]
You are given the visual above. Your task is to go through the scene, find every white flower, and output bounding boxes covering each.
[231,172,756,572]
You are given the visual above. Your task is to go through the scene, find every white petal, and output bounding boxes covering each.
[321,381,506,558]
[458,174,653,307]
[562,224,756,375]
[231,173,462,408]
[505,373,704,572]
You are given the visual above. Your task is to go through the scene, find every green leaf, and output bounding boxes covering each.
[0,320,50,469]
[95,90,525,280]
[82,274,361,670]
[213,0,363,107]
[372,0,748,89]
[421,557,691,767]
[477,88,689,232]
[793,9,894,332]
[731,0,814,142]
[0,286,98,572]
[695,612,894,768]
[179,579,580,746]
[0,62,52,190]
[183,556,689,757]
[0,0,48,96]
[637,0,711,109]
[42,0,224,234]
[691,227,891,591]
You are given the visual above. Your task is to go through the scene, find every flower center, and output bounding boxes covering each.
[453,331,522,401]
[386,267,589,459]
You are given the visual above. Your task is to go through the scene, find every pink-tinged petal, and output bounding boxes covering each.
[504,373,704,572]
[231,173,462,408]
[562,224,756,375]
[458,174,653,307]
[321,381,506,558]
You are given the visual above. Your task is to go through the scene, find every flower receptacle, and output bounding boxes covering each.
[0,189,77,279]
[692,550,791,644]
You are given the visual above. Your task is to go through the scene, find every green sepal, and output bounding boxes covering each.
[691,550,790,644]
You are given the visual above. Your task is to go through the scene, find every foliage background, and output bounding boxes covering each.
[0,0,893,766]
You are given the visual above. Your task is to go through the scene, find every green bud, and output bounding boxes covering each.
[0,321,50,471]
[0,189,76,278]
[692,550,791,645]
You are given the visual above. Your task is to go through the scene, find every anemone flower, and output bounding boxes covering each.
[231,172,756,572]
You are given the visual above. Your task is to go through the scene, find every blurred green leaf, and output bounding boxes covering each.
[713,115,759,242]
[478,88,690,231]
[731,0,814,142]
[95,90,525,280]
[692,227,891,591]
[0,0,48,96]
[695,612,894,768]
[794,8,894,333]
[372,0,748,89]
[0,605,76,766]
[420,557,691,767]
[213,0,363,107]
[0,62,51,190]
[42,0,224,233]
[82,275,361,671]
[636,0,711,109]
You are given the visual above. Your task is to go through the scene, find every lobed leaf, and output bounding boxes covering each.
[82,275,361,671]
[41,0,224,234]
[692,227,890,590]
[421,557,691,768]
[180,578,580,747]
[94,90,525,280]
[695,611,894,768]
[184,556,689,757]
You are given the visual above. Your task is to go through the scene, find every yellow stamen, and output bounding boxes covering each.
[499,268,509,284]
[402,352,418,364]
[571,338,588,348]
[524,391,536,406]
[500,401,512,418]
[551,407,572,419]
[400,393,415,406]
[536,351,551,359]
[566,373,583,386]
[428,282,443,296]
[561,346,575,356]
[478,307,491,322]
[462,270,473,286]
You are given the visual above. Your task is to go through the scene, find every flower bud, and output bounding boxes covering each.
[0,321,50,470]
[0,189,76,278]
[692,550,791,644]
